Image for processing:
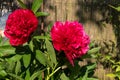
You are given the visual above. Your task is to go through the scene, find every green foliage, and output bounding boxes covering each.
[32,0,43,14]
[35,50,46,66]
[109,5,120,12]
[17,0,27,9]
[36,12,49,17]
[82,42,101,59]
[8,73,24,80]
[0,70,7,78]
[45,39,57,67]
[23,54,31,68]
[106,60,120,80]
[0,39,16,57]
[30,69,45,80]
[17,0,48,18]
[0,35,99,80]
[60,73,70,80]
[25,69,30,80]
[15,61,21,75]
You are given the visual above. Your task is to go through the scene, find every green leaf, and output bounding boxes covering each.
[78,63,96,79]
[8,55,22,62]
[36,50,46,66]
[1,39,9,45]
[116,62,120,65]
[106,73,116,78]
[32,0,43,13]
[116,66,120,72]
[86,63,96,71]
[86,78,98,80]
[68,61,81,79]
[45,39,57,66]
[30,69,45,80]
[60,73,70,80]
[23,54,31,68]
[35,12,49,17]
[8,73,24,80]
[87,47,101,54]
[17,0,27,9]
[76,77,82,80]
[0,70,7,77]
[7,61,16,72]
[109,5,120,12]
[29,40,34,52]
[47,23,53,32]
[89,42,95,48]
[38,74,42,80]
[0,45,15,57]
[0,37,2,43]
[45,57,53,67]
[82,70,88,80]
[25,69,30,80]
[33,36,48,40]
[0,45,14,49]
[15,61,21,75]
[115,71,120,77]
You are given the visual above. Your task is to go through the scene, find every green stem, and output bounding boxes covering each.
[49,67,61,78]
[46,67,61,80]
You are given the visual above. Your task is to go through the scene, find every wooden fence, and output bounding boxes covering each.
[43,0,116,42]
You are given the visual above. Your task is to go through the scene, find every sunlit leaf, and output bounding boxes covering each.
[87,47,101,54]
[109,5,120,12]
[86,78,98,80]
[25,69,30,80]
[36,50,46,66]
[106,73,116,78]
[7,54,22,62]
[8,73,24,80]
[33,36,47,40]
[23,54,31,68]
[45,39,57,66]
[35,12,49,17]
[0,45,15,57]
[0,70,7,77]
[89,42,95,48]
[17,0,27,9]
[29,40,34,52]
[60,73,70,80]
[86,63,96,71]
[30,69,45,80]
[32,0,43,13]
[15,61,21,75]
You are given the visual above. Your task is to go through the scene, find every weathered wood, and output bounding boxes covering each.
[44,0,116,42]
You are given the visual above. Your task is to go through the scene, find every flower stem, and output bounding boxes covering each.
[46,67,61,80]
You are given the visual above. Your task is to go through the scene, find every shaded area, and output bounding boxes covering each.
[76,0,120,51]
[76,0,120,79]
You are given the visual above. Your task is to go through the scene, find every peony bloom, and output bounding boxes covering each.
[51,21,90,66]
[4,9,38,46]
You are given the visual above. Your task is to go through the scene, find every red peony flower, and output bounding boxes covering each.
[4,9,38,46]
[51,21,90,66]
